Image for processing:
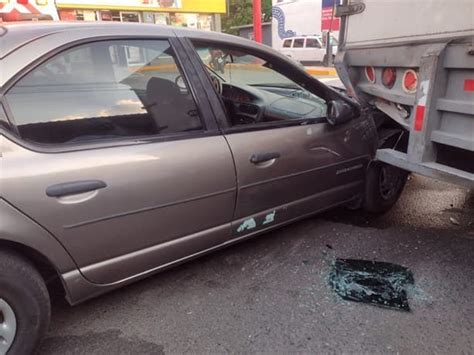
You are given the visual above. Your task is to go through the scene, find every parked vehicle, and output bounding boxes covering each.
[280,35,338,65]
[0,22,407,354]
[335,0,474,188]
[0,0,58,22]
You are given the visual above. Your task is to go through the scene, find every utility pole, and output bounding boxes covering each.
[253,0,262,43]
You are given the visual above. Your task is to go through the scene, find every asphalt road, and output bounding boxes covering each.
[39,175,474,354]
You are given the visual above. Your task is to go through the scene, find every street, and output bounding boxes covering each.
[39,175,474,354]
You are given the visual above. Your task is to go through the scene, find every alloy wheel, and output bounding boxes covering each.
[0,298,17,355]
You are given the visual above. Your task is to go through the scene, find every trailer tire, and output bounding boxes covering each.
[363,162,408,214]
[0,249,51,355]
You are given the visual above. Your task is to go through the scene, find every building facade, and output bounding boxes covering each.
[56,0,225,31]
[232,22,273,47]
[271,0,340,49]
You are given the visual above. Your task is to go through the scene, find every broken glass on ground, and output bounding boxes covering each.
[329,259,415,311]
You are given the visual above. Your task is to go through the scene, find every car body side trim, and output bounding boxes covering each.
[63,187,237,229]
[240,155,368,190]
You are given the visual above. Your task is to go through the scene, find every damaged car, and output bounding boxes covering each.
[0,22,407,353]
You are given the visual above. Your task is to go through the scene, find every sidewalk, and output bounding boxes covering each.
[305,66,337,76]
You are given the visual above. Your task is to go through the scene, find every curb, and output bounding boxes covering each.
[305,67,338,76]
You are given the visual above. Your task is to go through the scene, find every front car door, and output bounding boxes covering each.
[180,36,376,238]
[0,30,236,284]
[305,37,325,63]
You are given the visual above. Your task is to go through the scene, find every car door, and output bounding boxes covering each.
[280,38,294,58]
[185,39,374,238]
[305,37,324,63]
[0,37,236,285]
[292,37,305,62]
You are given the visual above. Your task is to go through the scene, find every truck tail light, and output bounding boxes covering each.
[382,67,397,89]
[17,0,28,4]
[365,66,376,84]
[402,69,418,93]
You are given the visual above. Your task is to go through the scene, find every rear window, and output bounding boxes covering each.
[293,39,305,48]
[282,39,292,48]
[5,39,203,145]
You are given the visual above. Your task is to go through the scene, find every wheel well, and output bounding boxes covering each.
[0,240,66,299]
[372,109,409,152]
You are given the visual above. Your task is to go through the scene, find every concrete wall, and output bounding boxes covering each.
[236,24,273,47]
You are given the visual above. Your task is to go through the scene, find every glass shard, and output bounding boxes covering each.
[329,259,415,311]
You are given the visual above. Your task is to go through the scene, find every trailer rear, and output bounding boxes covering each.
[335,0,474,188]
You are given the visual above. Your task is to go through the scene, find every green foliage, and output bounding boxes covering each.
[222,0,272,35]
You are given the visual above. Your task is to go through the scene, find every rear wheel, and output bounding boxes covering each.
[0,250,50,354]
[363,162,408,214]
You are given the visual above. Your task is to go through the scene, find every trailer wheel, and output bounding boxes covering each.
[363,162,408,214]
[0,250,51,355]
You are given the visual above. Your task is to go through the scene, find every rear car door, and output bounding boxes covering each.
[0,36,236,285]
[185,39,374,238]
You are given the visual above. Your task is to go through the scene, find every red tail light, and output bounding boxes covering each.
[382,67,397,89]
[402,69,418,93]
[365,66,376,84]
[17,0,28,4]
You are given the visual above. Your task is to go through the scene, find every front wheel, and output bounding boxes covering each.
[0,250,50,354]
[363,162,408,214]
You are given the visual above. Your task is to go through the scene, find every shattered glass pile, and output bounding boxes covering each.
[329,259,415,311]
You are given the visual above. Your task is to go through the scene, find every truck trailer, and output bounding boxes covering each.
[335,0,474,188]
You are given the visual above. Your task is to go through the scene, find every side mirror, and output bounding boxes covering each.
[327,100,356,126]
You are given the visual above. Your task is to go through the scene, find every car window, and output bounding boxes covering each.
[305,38,321,48]
[282,39,292,48]
[293,38,305,48]
[193,43,327,127]
[6,40,203,145]
[0,104,10,130]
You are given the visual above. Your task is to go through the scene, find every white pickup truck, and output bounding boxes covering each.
[335,0,474,188]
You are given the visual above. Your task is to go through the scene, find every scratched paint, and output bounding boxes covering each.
[237,218,257,233]
[262,211,276,225]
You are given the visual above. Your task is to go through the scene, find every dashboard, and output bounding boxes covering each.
[222,84,255,103]
[218,81,327,124]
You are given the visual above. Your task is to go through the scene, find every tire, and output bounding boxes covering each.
[0,250,51,355]
[363,162,408,214]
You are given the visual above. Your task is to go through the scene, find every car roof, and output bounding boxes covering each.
[0,21,257,59]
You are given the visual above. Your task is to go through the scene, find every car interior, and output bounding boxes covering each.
[6,40,329,145]
[194,45,328,127]
[8,40,202,144]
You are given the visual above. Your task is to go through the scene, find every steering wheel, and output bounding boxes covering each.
[209,74,222,95]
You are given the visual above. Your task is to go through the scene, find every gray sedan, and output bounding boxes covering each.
[0,22,407,354]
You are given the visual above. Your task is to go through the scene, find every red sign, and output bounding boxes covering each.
[59,9,76,21]
[321,7,340,31]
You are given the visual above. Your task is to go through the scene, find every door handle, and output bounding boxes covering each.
[46,180,107,198]
[250,152,281,164]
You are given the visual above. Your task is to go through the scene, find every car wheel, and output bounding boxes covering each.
[0,250,50,355]
[363,162,408,214]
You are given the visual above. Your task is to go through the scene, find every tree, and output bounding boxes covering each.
[222,0,272,35]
